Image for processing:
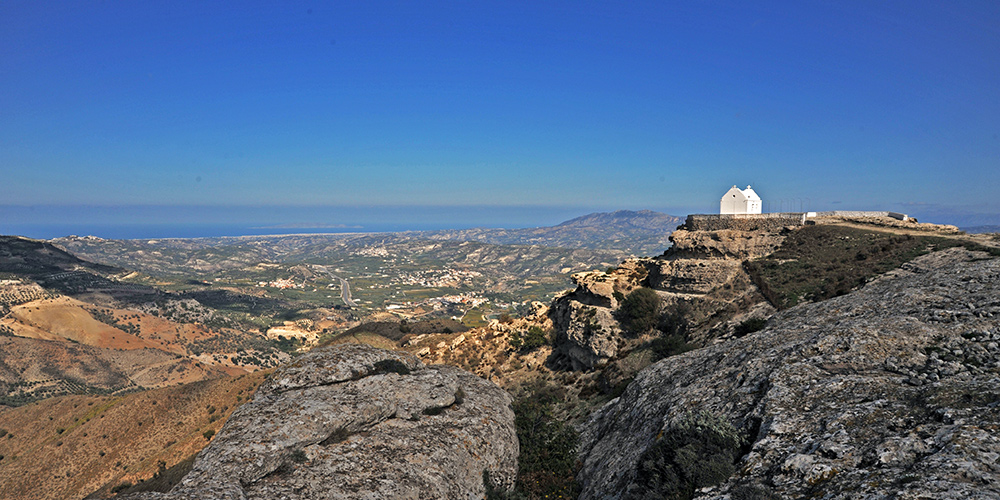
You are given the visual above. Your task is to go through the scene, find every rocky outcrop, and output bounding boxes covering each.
[125,344,517,500]
[577,248,1000,499]
[665,228,786,261]
[549,226,786,370]
[546,260,652,370]
[550,298,624,370]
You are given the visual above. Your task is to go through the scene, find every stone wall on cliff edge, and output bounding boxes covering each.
[684,213,806,232]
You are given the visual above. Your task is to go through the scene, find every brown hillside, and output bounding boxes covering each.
[3,296,228,355]
[0,336,232,406]
[0,370,268,500]
[9,297,161,350]
[1,271,282,405]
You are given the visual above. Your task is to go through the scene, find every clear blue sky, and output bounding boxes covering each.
[2,0,999,231]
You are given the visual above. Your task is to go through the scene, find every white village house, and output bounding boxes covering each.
[720,185,762,215]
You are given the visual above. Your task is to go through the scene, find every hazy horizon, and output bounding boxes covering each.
[2,202,998,241]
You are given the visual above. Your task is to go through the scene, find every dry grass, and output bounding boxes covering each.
[0,370,268,500]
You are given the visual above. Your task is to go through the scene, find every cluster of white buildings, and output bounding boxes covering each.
[385,292,487,312]
[258,278,304,289]
[393,268,483,288]
[353,246,391,257]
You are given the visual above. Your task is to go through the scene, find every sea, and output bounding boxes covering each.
[0,205,607,240]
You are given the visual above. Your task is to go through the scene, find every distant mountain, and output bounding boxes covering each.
[554,210,681,230]
[419,210,683,255]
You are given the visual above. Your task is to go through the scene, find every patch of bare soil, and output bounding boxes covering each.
[8,297,161,350]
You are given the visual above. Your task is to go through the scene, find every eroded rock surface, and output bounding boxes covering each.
[578,248,1000,499]
[550,227,784,370]
[126,343,517,500]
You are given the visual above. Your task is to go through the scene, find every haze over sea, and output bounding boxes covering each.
[5,202,997,241]
[1,204,651,240]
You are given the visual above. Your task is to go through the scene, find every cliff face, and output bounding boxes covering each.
[549,226,786,370]
[577,248,1000,499]
[124,344,518,500]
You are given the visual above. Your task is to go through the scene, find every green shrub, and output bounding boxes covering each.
[649,334,694,361]
[202,429,215,440]
[422,405,445,416]
[618,288,661,335]
[505,393,581,499]
[626,411,744,500]
[110,482,133,494]
[289,448,308,463]
[657,302,689,338]
[510,326,548,352]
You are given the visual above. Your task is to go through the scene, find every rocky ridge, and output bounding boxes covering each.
[549,225,785,370]
[577,247,1000,499]
[125,343,518,500]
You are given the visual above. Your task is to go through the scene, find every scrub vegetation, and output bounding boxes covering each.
[746,225,1000,309]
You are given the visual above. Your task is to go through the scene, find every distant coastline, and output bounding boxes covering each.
[0,223,476,241]
[0,204,654,241]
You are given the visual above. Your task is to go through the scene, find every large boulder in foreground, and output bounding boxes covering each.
[127,343,517,499]
[578,248,1000,499]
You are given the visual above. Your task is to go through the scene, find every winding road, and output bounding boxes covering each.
[315,265,358,308]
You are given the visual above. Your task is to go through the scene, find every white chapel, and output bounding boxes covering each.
[720,185,762,215]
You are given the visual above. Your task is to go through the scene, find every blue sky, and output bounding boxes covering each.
[2,0,999,232]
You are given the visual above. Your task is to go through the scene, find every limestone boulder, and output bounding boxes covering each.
[125,343,518,500]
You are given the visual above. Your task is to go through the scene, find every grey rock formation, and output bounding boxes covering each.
[550,297,624,370]
[550,227,782,370]
[578,248,1000,499]
[126,344,517,499]
[665,228,786,261]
